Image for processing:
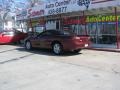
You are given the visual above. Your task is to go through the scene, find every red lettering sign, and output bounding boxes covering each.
[64,17,86,25]
[28,9,44,18]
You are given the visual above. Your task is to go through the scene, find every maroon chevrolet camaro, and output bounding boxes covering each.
[24,30,91,54]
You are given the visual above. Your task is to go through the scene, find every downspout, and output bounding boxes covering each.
[115,7,119,49]
[83,11,87,35]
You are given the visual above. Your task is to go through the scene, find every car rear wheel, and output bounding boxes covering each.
[52,43,63,55]
[25,41,32,50]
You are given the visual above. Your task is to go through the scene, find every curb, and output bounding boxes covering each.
[86,48,120,53]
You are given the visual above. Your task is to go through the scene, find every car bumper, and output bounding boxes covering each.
[62,41,90,51]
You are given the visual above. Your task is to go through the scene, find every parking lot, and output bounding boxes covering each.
[0,45,120,90]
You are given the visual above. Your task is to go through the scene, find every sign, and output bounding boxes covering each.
[45,0,117,16]
[63,15,120,25]
[86,15,120,22]
[28,9,44,18]
[64,17,86,25]
[29,18,45,27]
[28,5,45,18]
[45,0,70,15]
[16,0,118,20]
[77,0,91,9]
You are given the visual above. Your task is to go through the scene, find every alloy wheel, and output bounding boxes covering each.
[25,41,32,50]
[53,43,62,55]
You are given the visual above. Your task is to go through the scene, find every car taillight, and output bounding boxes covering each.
[73,36,80,40]
[88,37,91,40]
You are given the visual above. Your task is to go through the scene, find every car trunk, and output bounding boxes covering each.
[77,35,90,43]
[71,35,91,48]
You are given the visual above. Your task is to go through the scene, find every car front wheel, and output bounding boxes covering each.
[52,43,63,55]
[25,41,32,50]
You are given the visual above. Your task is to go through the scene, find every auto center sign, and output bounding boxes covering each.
[45,0,70,15]
[45,0,118,16]
[16,0,118,20]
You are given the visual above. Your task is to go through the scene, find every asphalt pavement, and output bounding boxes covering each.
[0,45,120,90]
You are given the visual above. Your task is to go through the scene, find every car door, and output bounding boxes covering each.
[30,36,41,48]
[38,31,53,49]
[0,31,14,43]
[30,31,52,48]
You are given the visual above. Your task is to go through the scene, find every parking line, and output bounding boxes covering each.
[0,49,16,53]
[0,53,35,64]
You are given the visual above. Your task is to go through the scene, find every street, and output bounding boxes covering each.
[0,45,120,90]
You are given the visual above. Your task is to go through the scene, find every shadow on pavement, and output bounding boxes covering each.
[15,47,82,57]
[0,53,34,64]
[0,45,82,64]
[0,48,16,53]
[0,44,23,53]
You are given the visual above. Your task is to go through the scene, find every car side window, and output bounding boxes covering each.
[38,31,52,37]
[51,31,61,35]
[37,30,62,37]
[43,32,51,36]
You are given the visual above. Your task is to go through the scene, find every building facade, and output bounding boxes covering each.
[16,0,120,49]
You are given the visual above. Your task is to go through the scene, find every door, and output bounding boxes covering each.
[0,31,13,43]
[87,23,97,44]
[31,37,41,48]
[39,35,52,48]
[35,31,53,48]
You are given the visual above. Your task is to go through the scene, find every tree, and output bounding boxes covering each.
[0,0,28,30]
[0,0,15,29]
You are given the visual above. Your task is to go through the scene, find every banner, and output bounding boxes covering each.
[45,0,118,16]
[16,0,119,20]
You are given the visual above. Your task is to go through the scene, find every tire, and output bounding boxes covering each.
[52,43,63,55]
[25,41,32,50]
[73,49,81,53]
